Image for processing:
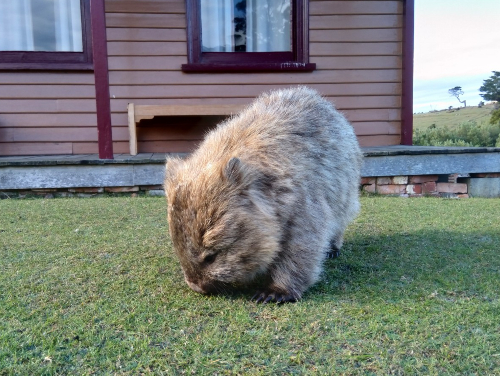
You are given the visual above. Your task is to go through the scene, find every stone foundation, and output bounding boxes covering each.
[0,185,164,199]
[3,174,500,199]
[361,173,500,198]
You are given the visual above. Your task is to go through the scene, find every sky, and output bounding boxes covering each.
[413,0,500,112]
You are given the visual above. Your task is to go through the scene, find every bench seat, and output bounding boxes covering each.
[127,103,245,155]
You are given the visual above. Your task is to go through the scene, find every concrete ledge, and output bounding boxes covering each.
[1,146,500,191]
[362,152,500,177]
[0,164,165,190]
[467,178,500,198]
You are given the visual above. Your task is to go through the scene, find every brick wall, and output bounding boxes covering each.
[361,173,500,198]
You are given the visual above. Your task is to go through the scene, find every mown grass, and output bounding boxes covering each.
[1,196,499,375]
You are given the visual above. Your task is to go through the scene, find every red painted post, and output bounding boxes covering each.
[91,0,113,159]
[401,0,414,145]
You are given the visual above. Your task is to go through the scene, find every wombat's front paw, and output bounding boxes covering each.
[326,250,340,259]
[252,291,298,304]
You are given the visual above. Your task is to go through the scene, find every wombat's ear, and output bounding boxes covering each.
[224,157,252,186]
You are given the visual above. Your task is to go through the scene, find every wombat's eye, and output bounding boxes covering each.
[203,254,216,265]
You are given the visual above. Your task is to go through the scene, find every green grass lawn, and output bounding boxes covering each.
[1,196,499,375]
[413,104,495,131]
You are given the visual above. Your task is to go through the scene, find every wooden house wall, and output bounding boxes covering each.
[0,72,97,155]
[0,0,403,156]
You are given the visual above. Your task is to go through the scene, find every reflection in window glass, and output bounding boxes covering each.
[201,0,291,53]
[0,0,83,52]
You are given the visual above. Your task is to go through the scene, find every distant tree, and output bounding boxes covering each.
[479,71,500,103]
[448,86,466,107]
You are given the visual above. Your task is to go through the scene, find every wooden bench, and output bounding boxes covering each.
[127,103,245,155]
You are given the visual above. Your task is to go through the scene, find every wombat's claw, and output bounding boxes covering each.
[327,250,340,259]
[252,291,297,304]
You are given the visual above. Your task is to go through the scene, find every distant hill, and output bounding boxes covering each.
[413,103,496,130]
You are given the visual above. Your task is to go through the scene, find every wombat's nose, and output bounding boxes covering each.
[185,277,208,294]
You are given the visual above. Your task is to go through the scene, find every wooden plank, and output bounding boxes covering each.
[357,134,400,147]
[0,142,73,156]
[1,127,99,142]
[110,98,253,112]
[112,111,404,129]
[108,55,401,71]
[109,83,401,99]
[1,113,129,127]
[312,56,402,70]
[311,42,402,56]
[106,28,186,42]
[0,85,96,99]
[0,114,97,127]
[110,96,401,114]
[0,72,94,85]
[106,13,185,28]
[135,104,244,118]
[0,99,96,113]
[107,41,186,56]
[329,96,401,110]
[108,56,186,70]
[352,122,400,136]
[131,108,400,125]
[344,109,400,122]
[311,15,402,29]
[107,83,402,99]
[73,141,130,154]
[72,142,99,154]
[310,1,402,15]
[1,127,129,142]
[128,103,137,155]
[310,28,402,43]
[105,0,185,14]
[108,69,401,85]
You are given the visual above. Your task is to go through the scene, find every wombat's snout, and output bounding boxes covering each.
[185,276,210,295]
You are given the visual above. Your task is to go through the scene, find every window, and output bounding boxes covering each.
[0,0,92,70]
[182,0,315,72]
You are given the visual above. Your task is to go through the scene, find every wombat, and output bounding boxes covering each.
[164,86,362,303]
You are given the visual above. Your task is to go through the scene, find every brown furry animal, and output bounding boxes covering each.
[164,87,362,303]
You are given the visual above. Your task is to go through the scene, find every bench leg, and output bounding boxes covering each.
[127,103,138,155]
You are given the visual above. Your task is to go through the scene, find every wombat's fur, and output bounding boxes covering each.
[164,87,362,303]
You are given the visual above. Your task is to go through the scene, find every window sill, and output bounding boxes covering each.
[181,62,316,73]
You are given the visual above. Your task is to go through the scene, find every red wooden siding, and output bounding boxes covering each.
[0,70,97,155]
[105,0,403,153]
[0,0,405,156]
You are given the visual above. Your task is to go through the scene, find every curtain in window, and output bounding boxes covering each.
[55,0,83,51]
[0,0,82,52]
[0,1,35,51]
[246,0,290,52]
[201,0,234,52]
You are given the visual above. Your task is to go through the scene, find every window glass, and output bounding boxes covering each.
[200,0,291,53]
[0,0,83,52]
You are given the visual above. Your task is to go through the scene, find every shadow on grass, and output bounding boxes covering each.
[306,228,499,303]
[188,228,498,304]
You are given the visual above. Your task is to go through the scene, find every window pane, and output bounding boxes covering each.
[201,0,291,53]
[0,0,83,52]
